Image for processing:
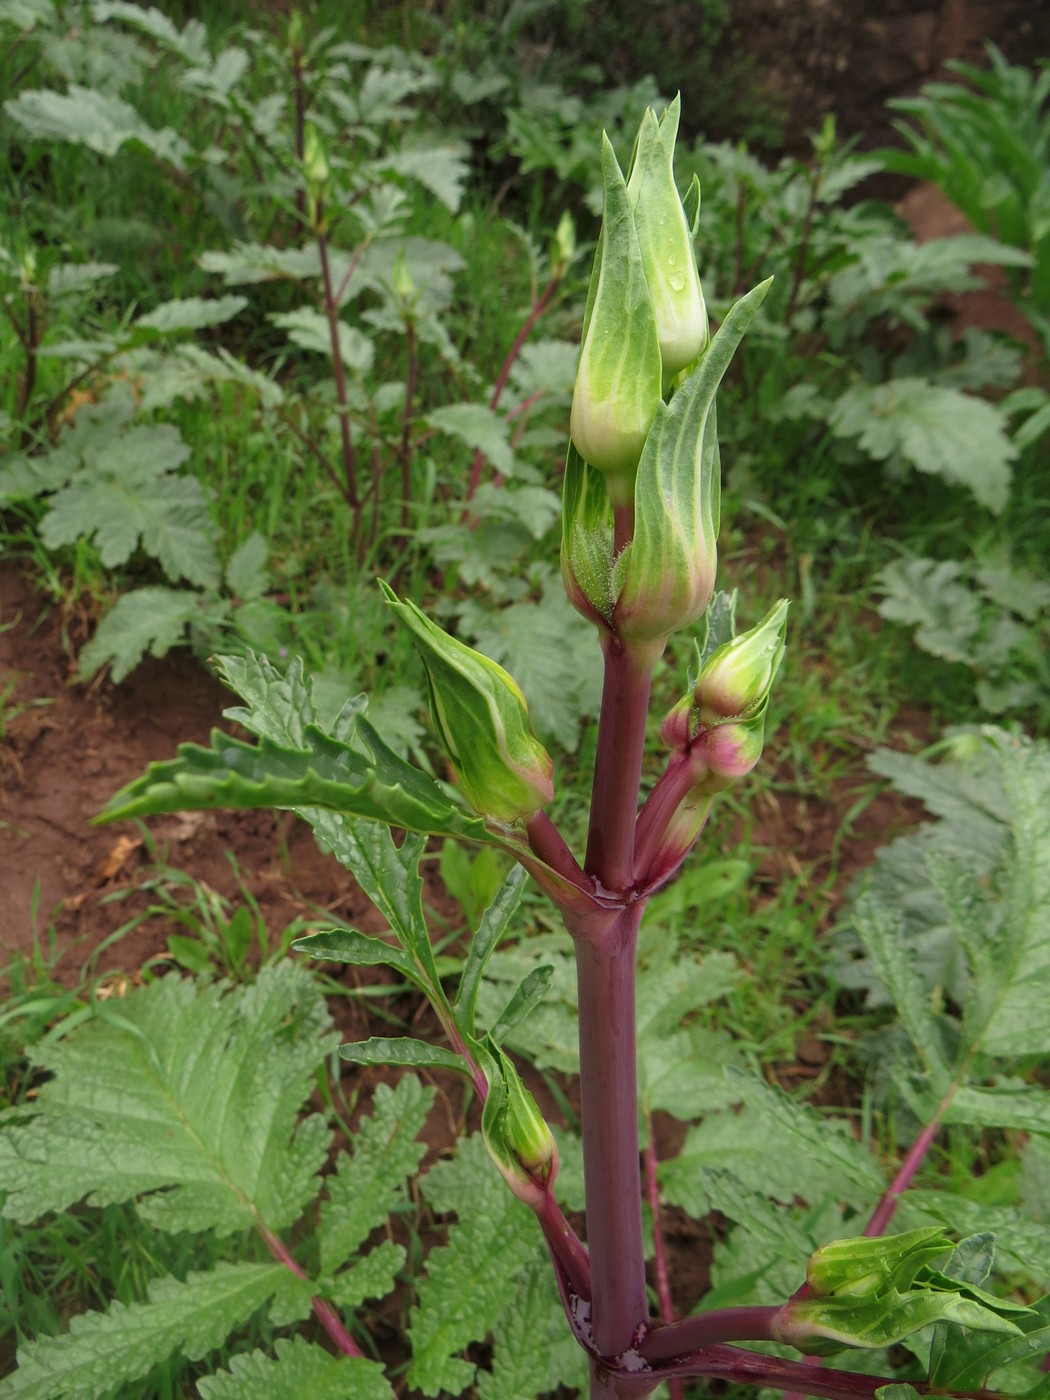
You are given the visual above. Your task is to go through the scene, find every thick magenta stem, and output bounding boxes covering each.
[641,1306,781,1362]
[526,810,591,893]
[584,638,654,892]
[574,903,649,1359]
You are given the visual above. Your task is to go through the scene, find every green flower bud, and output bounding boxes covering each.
[481,1040,559,1207]
[302,122,331,193]
[569,134,662,506]
[626,96,708,378]
[613,279,772,652]
[696,598,789,722]
[552,210,576,278]
[381,584,554,824]
[806,1229,953,1299]
[560,442,616,631]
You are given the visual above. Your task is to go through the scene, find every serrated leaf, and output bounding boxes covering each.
[425,403,515,477]
[328,1238,405,1310]
[3,1262,303,1400]
[4,85,188,167]
[850,893,951,1081]
[475,1252,589,1400]
[661,1071,883,1219]
[490,964,553,1042]
[373,140,471,212]
[269,308,374,372]
[76,586,202,683]
[409,1135,544,1396]
[47,262,118,297]
[133,344,284,411]
[40,422,220,588]
[197,1336,392,1400]
[0,965,335,1234]
[91,2,210,61]
[830,378,1016,512]
[133,295,247,335]
[340,1037,468,1075]
[225,532,269,600]
[900,1191,1050,1289]
[875,557,982,662]
[319,1076,433,1275]
[200,242,321,285]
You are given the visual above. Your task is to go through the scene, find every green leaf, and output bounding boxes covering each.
[2,1262,306,1399]
[293,925,418,982]
[319,1076,433,1275]
[134,344,284,412]
[98,712,497,847]
[0,965,335,1234]
[200,242,321,285]
[490,965,554,1042]
[876,558,982,663]
[928,1293,1050,1389]
[425,403,515,477]
[133,295,247,335]
[269,308,374,372]
[225,532,269,601]
[454,866,528,1037]
[830,378,1017,512]
[340,1037,469,1075]
[4,85,189,167]
[661,1070,883,1219]
[475,1253,589,1400]
[328,1237,406,1308]
[40,422,220,588]
[409,1135,545,1396]
[75,586,203,683]
[372,140,471,212]
[198,1337,392,1400]
[850,893,951,1082]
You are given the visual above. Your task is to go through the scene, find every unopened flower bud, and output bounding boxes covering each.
[381,584,554,824]
[481,1041,559,1207]
[695,717,766,792]
[696,598,789,722]
[552,210,576,279]
[627,96,708,378]
[569,134,662,506]
[613,279,772,652]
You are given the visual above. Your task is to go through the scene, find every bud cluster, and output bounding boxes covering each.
[562,95,771,658]
[662,599,788,796]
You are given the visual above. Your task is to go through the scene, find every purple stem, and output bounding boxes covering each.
[573,902,649,1359]
[632,752,696,883]
[258,1223,364,1357]
[641,1306,781,1362]
[634,1343,997,1400]
[584,638,654,891]
[864,1090,951,1238]
[526,810,592,894]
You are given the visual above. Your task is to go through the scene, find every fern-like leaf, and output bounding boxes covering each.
[1,1262,310,1400]
[197,1336,392,1400]
[0,964,335,1235]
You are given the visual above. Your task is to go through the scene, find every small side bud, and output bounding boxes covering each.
[695,598,789,722]
[381,584,554,824]
[481,1041,559,1207]
[569,134,662,506]
[302,123,331,231]
[391,248,415,306]
[626,96,708,378]
[552,210,576,279]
